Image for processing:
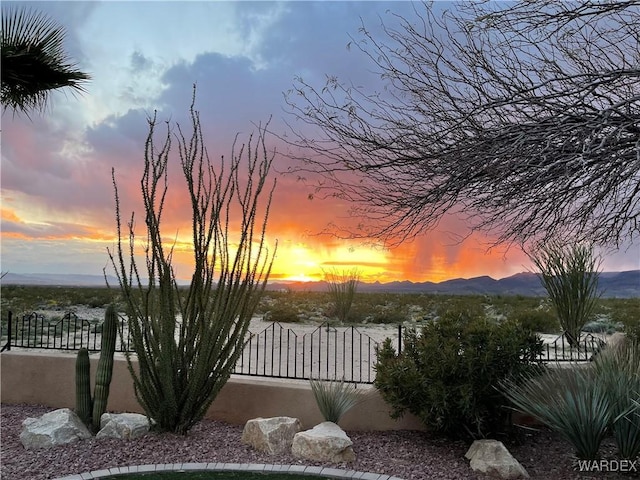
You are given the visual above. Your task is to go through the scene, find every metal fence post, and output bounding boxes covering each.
[1,311,12,352]
[398,323,402,355]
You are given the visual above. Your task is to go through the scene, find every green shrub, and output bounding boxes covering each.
[433,300,485,320]
[374,310,544,440]
[582,319,623,334]
[369,306,407,324]
[512,310,560,333]
[263,303,302,323]
[596,298,640,332]
[323,301,369,324]
[346,302,375,323]
[86,296,108,308]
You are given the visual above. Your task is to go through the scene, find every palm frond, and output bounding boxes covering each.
[1,6,90,114]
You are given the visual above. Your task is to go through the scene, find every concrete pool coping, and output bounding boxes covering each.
[53,463,406,480]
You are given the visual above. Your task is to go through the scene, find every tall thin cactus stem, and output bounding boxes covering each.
[91,303,118,430]
[75,347,92,428]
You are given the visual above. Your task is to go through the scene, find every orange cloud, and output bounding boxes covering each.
[1,208,22,223]
[1,152,534,283]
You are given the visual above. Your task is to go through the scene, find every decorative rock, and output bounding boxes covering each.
[19,408,91,449]
[465,439,529,479]
[96,413,152,440]
[241,416,302,454]
[291,421,356,463]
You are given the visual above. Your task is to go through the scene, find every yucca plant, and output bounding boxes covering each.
[501,366,613,460]
[309,377,370,424]
[592,340,640,459]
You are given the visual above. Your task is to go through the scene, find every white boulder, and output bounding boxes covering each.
[19,408,92,449]
[465,439,529,479]
[291,421,356,463]
[96,412,152,440]
[242,416,301,454]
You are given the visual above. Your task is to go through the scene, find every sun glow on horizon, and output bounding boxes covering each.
[269,240,394,283]
[281,273,315,282]
[1,201,539,283]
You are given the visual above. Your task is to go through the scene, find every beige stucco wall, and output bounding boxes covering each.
[0,351,424,431]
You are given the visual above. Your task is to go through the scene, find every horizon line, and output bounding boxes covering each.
[3,269,638,286]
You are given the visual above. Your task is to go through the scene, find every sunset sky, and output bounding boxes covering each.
[1,1,638,284]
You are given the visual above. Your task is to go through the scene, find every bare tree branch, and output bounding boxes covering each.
[284,0,640,248]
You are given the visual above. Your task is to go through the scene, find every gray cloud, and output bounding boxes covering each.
[2,1,638,278]
[130,51,153,73]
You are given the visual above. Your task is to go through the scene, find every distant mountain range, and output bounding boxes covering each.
[2,273,121,287]
[271,270,639,298]
[3,270,638,298]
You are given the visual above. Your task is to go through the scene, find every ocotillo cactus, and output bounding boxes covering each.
[75,347,92,428]
[92,303,118,430]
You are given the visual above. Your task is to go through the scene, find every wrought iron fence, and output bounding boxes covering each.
[1,311,132,352]
[237,321,378,383]
[0,311,380,383]
[1,311,609,384]
[539,332,606,362]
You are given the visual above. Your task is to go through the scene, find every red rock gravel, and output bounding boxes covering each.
[1,404,635,480]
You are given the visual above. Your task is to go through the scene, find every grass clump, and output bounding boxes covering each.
[309,377,370,424]
[512,310,560,334]
[582,318,623,334]
[368,304,408,324]
[263,302,303,323]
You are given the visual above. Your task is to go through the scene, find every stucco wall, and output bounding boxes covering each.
[0,351,424,431]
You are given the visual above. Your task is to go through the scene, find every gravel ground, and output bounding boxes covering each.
[2,404,636,480]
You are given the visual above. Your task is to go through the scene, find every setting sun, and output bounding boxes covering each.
[268,240,392,283]
[282,273,314,282]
